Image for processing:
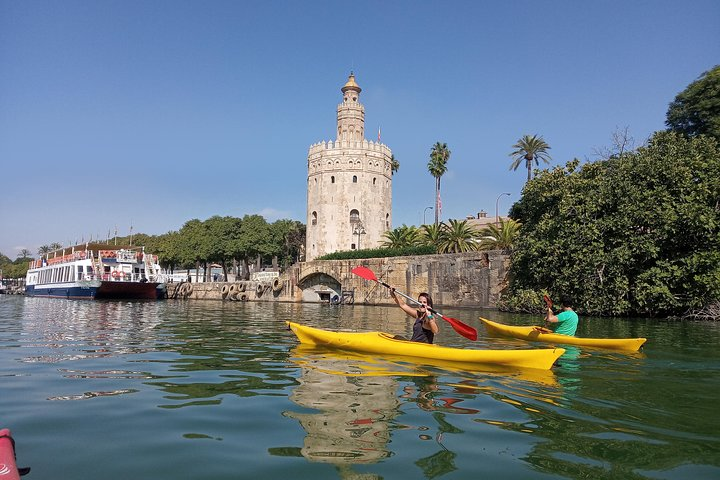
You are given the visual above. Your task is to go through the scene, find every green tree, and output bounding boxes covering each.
[37,245,51,256]
[381,225,420,249]
[508,131,720,317]
[666,65,720,141]
[205,215,242,280]
[154,231,183,272]
[437,219,479,254]
[428,142,450,225]
[390,154,400,175]
[237,215,274,279]
[509,134,552,182]
[17,249,32,260]
[419,223,444,252]
[178,219,210,281]
[270,219,305,267]
[0,260,28,279]
[478,218,522,251]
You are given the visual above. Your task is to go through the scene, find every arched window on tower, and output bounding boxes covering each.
[352,175,357,183]
[373,177,376,185]
[349,209,360,224]
[386,213,390,229]
[331,176,335,183]
[312,211,317,226]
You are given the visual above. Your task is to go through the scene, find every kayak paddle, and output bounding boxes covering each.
[543,294,553,309]
[535,294,554,333]
[351,266,478,341]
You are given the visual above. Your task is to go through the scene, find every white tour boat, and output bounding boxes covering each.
[25,243,167,300]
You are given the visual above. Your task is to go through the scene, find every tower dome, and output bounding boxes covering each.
[341,72,362,94]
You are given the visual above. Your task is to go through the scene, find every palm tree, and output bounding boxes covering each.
[419,223,444,252]
[509,134,552,181]
[437,219,479,253]
[390,154,400,175]
[428,142,450,225]
[49,242,63,252]
[478,218,522,251]
[380,225,420,249]
[37,245,51,256]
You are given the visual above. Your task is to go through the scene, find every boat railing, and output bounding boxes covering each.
[30,251,91,269]
[81,272,156,283]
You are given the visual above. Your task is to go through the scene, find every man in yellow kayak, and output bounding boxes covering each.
[544,296,579,336]
[390,288,439,344]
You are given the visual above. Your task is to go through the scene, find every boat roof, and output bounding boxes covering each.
[48,243,144,254]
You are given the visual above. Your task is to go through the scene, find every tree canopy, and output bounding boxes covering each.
[508,131,720,317]
[666,65,720,142]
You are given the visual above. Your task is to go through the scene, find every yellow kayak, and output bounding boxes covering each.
[286,322,565,370]
[480,318,647,352]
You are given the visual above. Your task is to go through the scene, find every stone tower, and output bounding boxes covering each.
[306,73,393,261]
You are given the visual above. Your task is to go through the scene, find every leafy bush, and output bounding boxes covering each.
[317,245,436,260]
[497,289,547,314]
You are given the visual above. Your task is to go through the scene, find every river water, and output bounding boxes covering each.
[1,295,718,479]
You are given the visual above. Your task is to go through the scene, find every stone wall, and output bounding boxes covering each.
[172,251,509,309]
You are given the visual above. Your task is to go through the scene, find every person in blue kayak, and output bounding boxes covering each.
[390,288,439,344]
[544,296,579,336]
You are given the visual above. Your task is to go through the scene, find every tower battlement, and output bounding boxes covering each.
[308,140,392,156]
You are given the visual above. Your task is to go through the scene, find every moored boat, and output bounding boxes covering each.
[286,322,565,370]
[480,317,647,352]
[25,243,167,300]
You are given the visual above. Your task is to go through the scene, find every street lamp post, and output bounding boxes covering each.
[495,192,511,225]
[423,206,433,225]
[352,220,366,250]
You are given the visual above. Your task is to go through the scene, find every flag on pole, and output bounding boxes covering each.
[378,126,381,142]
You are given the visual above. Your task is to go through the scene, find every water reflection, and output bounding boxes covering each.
[282,347,399,479]
[282,345,565,479]
[18,298,164,362]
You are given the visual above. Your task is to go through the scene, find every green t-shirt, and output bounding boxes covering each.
[552,310,579,336]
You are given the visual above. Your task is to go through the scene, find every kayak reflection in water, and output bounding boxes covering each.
[390,288,439,344]
[544,295,579,336]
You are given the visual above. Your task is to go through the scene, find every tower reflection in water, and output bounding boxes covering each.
[283,346,403,470]
[279,345,563,478]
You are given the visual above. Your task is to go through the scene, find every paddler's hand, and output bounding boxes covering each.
[390,288,399,303]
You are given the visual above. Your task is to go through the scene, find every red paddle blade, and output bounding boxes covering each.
[351,266,378,282]
[543,294,553,308]
[438,314,478,341]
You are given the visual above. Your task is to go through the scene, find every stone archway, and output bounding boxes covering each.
[298,271,342,303]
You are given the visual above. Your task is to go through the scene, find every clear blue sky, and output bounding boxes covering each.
[1,0,718,258]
